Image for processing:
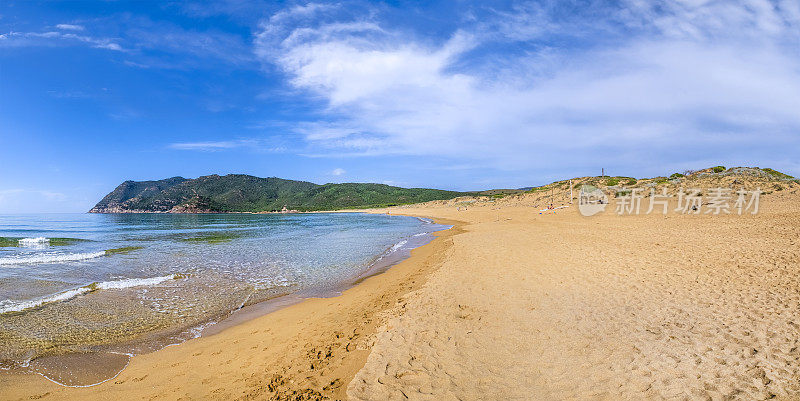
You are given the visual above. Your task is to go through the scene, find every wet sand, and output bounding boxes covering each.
[3,188,800,400]
[0,219,463,400]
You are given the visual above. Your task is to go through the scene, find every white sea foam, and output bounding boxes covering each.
[375,239,409,263]
[0,275,178,314]
[0,251,107,266]
[95,275,174,290]
[18,237,49,246]
[388,239,408,252]
[0,287,90,315]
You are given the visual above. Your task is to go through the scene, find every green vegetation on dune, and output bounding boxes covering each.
[90,174,473,213]
[762,168,794,179]
[527,166,797,196]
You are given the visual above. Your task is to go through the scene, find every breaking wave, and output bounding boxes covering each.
[388,239,408,253]
[0,275,179,314]
[0,251,107,266]
[18,237,49,246]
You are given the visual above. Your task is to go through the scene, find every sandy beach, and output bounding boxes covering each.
[2,182,800,400]
[5,0,800,398]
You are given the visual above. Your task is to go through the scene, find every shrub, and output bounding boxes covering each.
[606,178,620,186]
[669,173,684,179]
[712,166,726,173]
[625,178,637,185]
[762,168,794,179]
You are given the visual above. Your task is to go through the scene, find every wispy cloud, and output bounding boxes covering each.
[122,17,254,67]
[47,87,108,99]
[330,167,346,176]
[168,139,287,153]
[56,23,85,31]
[252,0,800,176]
[168,140,252,151]
[0,30,123,51]
[1,15,253,67]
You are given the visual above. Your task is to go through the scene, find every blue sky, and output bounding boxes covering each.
[1,0,799,213]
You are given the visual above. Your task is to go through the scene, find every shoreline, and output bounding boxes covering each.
[6,188,799,399]
[0,212,447,387]
[0,214,465,400]
[202,219,448,338]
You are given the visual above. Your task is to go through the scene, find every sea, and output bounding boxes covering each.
[0,212,447,385]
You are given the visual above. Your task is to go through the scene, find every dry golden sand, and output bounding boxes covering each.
[2,183,800,400]
[349,191,800,400]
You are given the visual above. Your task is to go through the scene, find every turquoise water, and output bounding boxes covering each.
[0,213,445,371]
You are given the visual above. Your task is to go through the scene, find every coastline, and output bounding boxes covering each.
[0,215,465,400]
[4,187,800,400]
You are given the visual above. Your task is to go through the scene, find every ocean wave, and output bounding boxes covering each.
[374,239,409,263]
[388,239,408,253]
[94,275,175,290]
[0,251,107,266]
[0,275,179,314]
[18,237,49,246]
[0,287,90,315]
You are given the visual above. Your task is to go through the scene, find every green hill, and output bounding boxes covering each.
[89,174,471,213]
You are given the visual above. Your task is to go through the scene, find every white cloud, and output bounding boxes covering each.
[330,168,346,176]
[621,0,799,40]
[168,139,287,153]
[124,19,253,66]
[270,3,336,24]
[168,140,252,151]
[254,1,800,177]
[0,30,124,51]
[56,24,85,31]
